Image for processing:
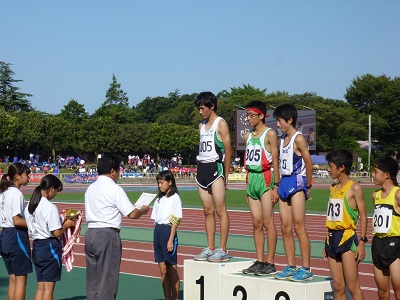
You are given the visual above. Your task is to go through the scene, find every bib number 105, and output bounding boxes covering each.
[200,141,212,152]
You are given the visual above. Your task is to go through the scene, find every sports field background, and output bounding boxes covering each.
[38,184,378,213]
[0,183,379,299]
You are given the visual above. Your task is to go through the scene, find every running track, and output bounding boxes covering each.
[55,203,383,299]
[21,183,391,299]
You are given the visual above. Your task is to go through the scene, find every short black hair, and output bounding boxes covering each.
[325,149,353,175]
[374,157,399,185]
[273,103,298,127]
[156,169,179,198]
[245,100,267,120]
[195,91,218,112]
[97,154,120,175]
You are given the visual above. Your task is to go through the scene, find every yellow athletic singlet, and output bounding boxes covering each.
[373,186,400,238]
[326,181,359,245]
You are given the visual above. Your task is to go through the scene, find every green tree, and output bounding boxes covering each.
[134,96,171,123]
[94,74,134,123]
[79,117,115,159]
[149,123,198,162]
[218,84,268,105]
[59,99,89,123]
[0,107,16,150]
[0,61,32,111]
[104,74,129,107]
[156,93,198,126]
[43,116,73,162]
[6,111,45,156]
[345,74,400,154]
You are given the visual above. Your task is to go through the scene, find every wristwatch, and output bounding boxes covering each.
[359,236,368,243]
[306,184,312,189]
[274,182,280,187]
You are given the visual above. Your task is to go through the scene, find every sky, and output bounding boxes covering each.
[2,1,399,115]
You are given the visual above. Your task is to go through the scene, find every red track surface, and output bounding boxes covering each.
[55,201,387,299]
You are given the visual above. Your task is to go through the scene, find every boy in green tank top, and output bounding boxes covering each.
[241,100,280,276]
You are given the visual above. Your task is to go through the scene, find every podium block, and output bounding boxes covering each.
[220,273,334,300]
[220,273,267,300]
[260,275,334,300]
[183,258,253,300]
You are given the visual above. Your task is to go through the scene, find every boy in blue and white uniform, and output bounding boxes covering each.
[273,104,314,281]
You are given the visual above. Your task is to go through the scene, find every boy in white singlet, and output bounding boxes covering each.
[193,91,232,263]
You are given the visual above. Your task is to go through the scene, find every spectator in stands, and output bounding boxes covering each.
[53,165,59,175]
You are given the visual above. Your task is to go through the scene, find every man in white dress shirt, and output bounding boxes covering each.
[85,154,149,300]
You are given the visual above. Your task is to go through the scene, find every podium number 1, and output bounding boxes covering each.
[196,276,248,300]
[195,276,204,300]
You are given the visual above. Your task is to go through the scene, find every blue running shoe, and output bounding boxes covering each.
[274,266,297,280]
[193,248,214,261]
[208,248,230,262]
[290,267,314,282]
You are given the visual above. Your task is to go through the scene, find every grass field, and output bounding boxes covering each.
[24,186,378,214]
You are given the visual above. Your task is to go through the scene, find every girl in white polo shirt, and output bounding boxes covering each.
[25,174,75,300]
[0,163,32,300]
[151,170,183,300]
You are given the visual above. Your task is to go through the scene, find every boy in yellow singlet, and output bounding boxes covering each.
[324,149,367,300]
[371,157,400,300]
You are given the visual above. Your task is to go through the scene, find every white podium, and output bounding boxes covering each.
[183,258,253,300]
[184,259,336,300]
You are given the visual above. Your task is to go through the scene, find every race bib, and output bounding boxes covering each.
[373,207,392,234]
[246,144,262,166]
[326,198,343,222]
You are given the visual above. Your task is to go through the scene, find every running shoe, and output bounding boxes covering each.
[242,261,264,274]
[208,248,230,262]
[193,247,214,261]
[290,267,313,282]
[274,265,297,280]
[254,262,277,276]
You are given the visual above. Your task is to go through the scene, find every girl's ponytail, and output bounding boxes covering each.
[28,186,42,214]
[28,174,63,214]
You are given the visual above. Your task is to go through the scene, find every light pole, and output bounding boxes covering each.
[368,115,371,172]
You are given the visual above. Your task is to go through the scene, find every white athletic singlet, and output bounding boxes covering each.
[279,131,306,176]
[196,117,225,163]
